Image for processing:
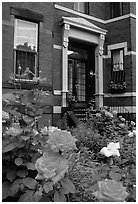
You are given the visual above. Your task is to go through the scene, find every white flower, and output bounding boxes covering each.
[112,110,118,116]
[96,113,102,117]
[130,121,135,126]
[128,131,134,137]
[120,117,125,122]
[5,123,22,137]
[105,111,113,118]
[2,110,9,122]
[132,130,136,136]
[41,126,48,135]
[100,142,120,157]
[48,126,60,133]
[33,129,39,136]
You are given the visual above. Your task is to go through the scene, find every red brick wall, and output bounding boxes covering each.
[2,2,54,87]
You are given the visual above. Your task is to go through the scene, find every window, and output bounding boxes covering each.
[110,49,126,92]
[74,2,89,14]
[14,19,38,80]
[110,2,123,18]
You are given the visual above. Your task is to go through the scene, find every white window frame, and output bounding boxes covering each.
[14,18,38,81]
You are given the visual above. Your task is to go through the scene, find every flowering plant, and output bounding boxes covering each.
[92,179,129,202]
[100,142,120,157]
[46,129,77,152]
[2,85,77,202]
[35,150,68,184]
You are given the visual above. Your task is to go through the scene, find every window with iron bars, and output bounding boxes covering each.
[110,49,126,93]
[14,18,38,81]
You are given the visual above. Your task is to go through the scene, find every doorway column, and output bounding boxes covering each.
[62,23,70,107]
[95,34,105,110]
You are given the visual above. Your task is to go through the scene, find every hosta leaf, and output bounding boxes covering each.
[16,169,28,178]
[3,143,16,153]
[23,177,37,189]
[15,158,23,166]
[2,181,11,199]
[60,178,76,194]
[10,179,22,195]
[109,171,122,181]
[26,162,36,170]
[6,169,16,182]
[54,191,66,202]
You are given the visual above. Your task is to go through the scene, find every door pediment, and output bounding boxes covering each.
[60,17,107,35]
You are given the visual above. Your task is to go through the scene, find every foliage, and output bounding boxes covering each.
[2,83,77,202]
[2,76,136,202]
[69,108,136,202]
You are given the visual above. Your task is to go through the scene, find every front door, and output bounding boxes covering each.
[68,40,95,109]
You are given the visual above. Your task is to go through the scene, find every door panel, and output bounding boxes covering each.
[68,59,86,102]
[68,41,95,108]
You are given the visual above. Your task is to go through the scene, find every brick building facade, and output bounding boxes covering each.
[2,2,136,125]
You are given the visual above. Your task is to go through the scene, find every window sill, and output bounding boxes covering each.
[2,81,52,91]
[109,88,126,94]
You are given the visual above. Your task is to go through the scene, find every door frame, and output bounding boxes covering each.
[60,17,107,110]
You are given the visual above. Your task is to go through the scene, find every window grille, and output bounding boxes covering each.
[14,19,38,81]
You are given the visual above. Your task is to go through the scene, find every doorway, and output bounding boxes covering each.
[68,40,96,109]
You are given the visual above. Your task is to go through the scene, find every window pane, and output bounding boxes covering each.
[14,19,38,80]
[15,19,38,52]
[111,3,123,18]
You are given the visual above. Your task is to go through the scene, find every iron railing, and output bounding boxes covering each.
[106,93,130,124]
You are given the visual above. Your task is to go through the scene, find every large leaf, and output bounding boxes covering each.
[21,136,30,141]
[2,93,16,103]
[10,178,22,196]
[54,191,66,202]
[15,158,23,166]
[9,109,21,119]
[15,140,25,148]
[18,190,34,202]
[60,178,76,194]
[2,181,11,199]
[26,162,36,170]
[16,169,28,178]
[85,183,98,192]
[23,177,37,189]
[6,169,16,182]
[3,143,16,153]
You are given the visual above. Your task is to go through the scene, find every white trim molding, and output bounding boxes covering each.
[53,106,61,114]
[55,3,105,24]
[54,4,136,25]
[60,17,107,109]
[53,90,62,95]
[105,13,136,24]
[104,92,136,98]
[53,45,62,50]
[103,42,136,59]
